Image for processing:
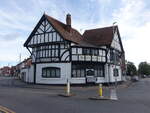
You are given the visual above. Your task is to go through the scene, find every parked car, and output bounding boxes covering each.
[131,76,139,82]
[141,75,147,78]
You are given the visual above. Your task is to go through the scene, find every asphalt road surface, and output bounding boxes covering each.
[0,77,150,113]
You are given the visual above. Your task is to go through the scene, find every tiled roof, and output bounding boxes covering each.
[24,14,83,47]
[24,14,124,52]
[83,26,117,46]
[45,14,101,48]
[45,14,83,44]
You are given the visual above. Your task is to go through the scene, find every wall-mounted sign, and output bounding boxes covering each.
[86,69,96,83]
[86,76,97,83]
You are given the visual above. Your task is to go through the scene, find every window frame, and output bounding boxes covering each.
[113,68,119,77]
[42,67,61,78]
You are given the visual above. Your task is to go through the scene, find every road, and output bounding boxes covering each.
[0,77,150,113]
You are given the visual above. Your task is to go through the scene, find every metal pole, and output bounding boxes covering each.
[110,22,118,100]
[113,22,117,88]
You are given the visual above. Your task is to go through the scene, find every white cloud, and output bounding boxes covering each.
[0,0,66,67]
[112,0,150,66]
[0,0,150,68]
[0,38,29,64]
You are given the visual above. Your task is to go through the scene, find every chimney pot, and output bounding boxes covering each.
[66,14,71,26]
[66,14,71,32]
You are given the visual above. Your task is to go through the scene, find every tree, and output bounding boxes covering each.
[126,61,137,76]
[138,62,150,75]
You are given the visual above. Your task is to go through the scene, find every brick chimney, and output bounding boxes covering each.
[66,14,71,32]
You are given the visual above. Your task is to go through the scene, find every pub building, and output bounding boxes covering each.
[23,13,125,84]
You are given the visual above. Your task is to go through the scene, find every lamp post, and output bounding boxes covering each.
[110,22,118,100]
[113,22,117,87]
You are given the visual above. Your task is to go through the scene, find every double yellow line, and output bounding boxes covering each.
[0,105,15,113]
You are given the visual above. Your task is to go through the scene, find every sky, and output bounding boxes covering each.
[0,0,150,67]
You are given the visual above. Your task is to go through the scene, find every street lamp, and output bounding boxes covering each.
[110,22,118,100]
[113,22,117,88]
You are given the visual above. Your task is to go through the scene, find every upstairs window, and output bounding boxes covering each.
[110,49,114,62]
[110,49,121,64]
[83,48,91,55]
[82,48,99,56]
[42,67,60,78]
[36,44,59,58]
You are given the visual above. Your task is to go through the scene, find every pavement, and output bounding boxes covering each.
[0,76,150,113]
[0,76,132,90]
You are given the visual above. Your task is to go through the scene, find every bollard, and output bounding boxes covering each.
[110,88,118,100]
[67,79,70,95]
[89,83,110,100]
[58,79,74,97]
[99,84,103,97]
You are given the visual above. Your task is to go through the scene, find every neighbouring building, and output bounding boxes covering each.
[15,58,33,83]
[23,13,125,84]
[0,66,12,76]
[0,68,2,76]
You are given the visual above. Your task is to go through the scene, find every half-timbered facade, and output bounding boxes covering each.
[24,13,125,84]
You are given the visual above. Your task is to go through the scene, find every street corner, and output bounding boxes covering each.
[0,105,15,113]
[118,81,133,89]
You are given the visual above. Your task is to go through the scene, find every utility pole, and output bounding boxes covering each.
[113,22,117,88]
[110,22,118,100]
[19,53,21,63]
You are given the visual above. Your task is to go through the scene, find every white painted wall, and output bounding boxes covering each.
[96,77,106,83]
[100,64,122,83]
[28,19,63,46]
[26,62,123,84]
[36,63,71,84]
[108,65,122,82]
[28,65,34,83]
[60,48,69,61]
[107,51,110,62]
[111,31,121,51]
[70,78,86,84]
[20,65,34,83]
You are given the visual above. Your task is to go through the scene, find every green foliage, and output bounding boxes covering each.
[138,62,150,75]
[126,61,137,76]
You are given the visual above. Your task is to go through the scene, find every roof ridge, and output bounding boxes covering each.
[84,25,118,32]
[44,14,83,44]
[44,14,66,26]
[44,14,83,35]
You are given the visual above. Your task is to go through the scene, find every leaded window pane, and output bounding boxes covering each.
[42,69,47,77]
[42,67,61,78]
[51,69,55,77]
[76,69,81,77]
[72,70,76,77]
[47,69,51,77]
[56,69,60,77]
[80,69,85,77]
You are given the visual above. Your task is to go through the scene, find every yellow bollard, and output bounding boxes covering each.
[89,83,110,100]
[99,84,103,97]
